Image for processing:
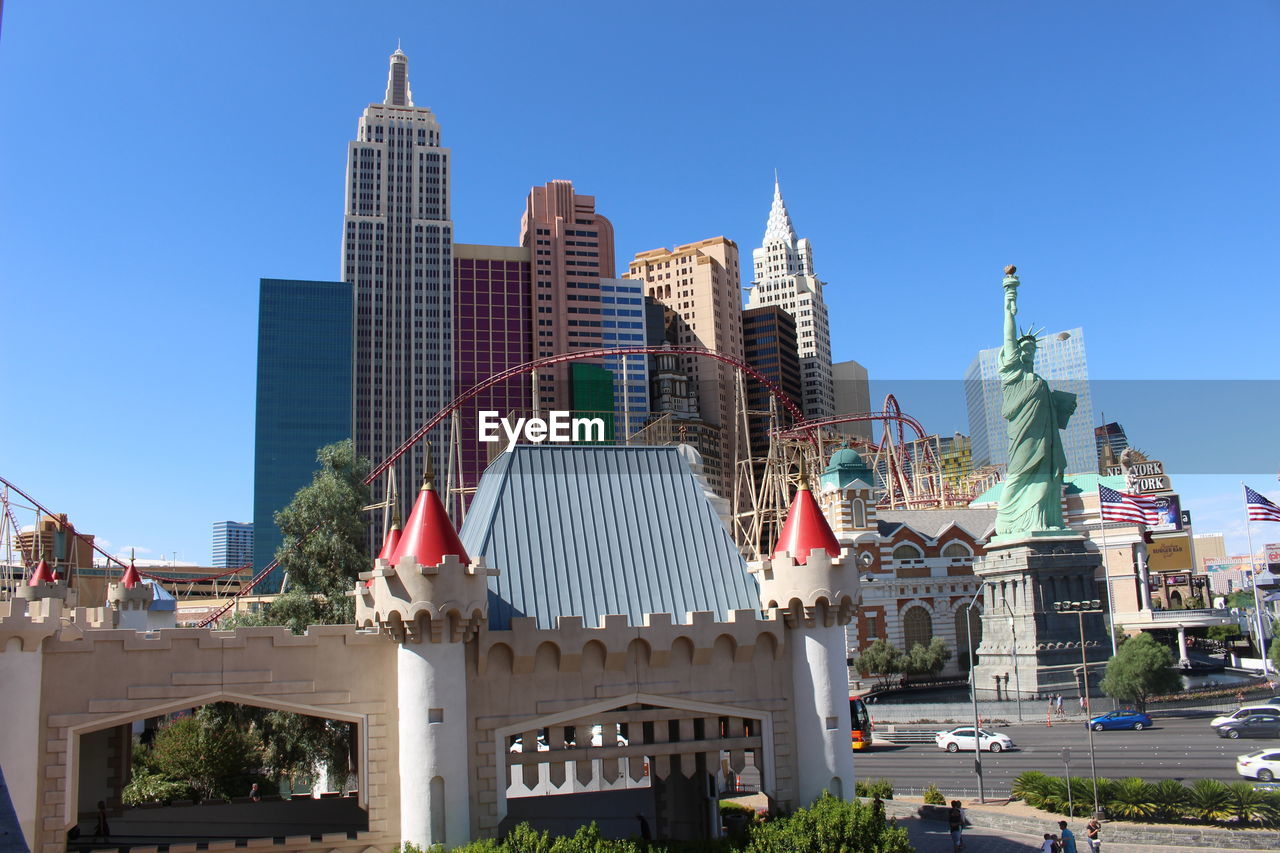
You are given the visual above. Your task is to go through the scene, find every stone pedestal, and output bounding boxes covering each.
[973,534,1110,699]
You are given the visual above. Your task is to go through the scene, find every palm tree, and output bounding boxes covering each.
[1105,778,1157,822]
[1226,781,1280,826]
[1151,779,1190,822]
[1186,779,1232,824]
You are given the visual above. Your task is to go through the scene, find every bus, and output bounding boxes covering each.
[850,696,873,750]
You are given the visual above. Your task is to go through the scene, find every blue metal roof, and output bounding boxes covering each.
[459,445,759,630]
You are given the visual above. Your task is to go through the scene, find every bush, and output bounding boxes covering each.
[922,784,946,805]
[1227,781,1280,826]
[121,767,191,806]
[1011,771,1051,807]
[1151,778,1190,822]
[1186,778,1233,824]
[1106,777,1157,822]
[746,794,911,853]
[853,778,893,799]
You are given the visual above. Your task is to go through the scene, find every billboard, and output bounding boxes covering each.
[1149,495,1183,533]
[1147,534,1193,573]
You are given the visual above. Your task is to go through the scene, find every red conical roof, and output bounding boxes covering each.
[773,485,842,565]
[121,560,142,589]
[390,478,468,567]
[29,558,56,586]
[367,519,403,587]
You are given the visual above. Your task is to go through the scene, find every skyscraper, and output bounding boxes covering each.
[344,48,452,519]
[964,327,1096,475]
[1095,421,1128,471]
[211,521,253,569]
[744,178,835,419]
[741,305,803,463]
[518,180,616,413]
[831,359,872,441]
[253,279,352,584]
[628,237,744,496]
[599,278,649,440]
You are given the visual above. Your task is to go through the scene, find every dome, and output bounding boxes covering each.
[825,447,866,472]
[820,444,875,490]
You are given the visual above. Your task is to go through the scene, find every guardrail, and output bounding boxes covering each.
[875,728,940,744]
[1149,608,1232,622]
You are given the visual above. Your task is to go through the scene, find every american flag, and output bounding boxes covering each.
[1099,485,1159,525]
[1245,485,1280,522]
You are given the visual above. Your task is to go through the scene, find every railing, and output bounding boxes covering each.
[1149,608,1232,622]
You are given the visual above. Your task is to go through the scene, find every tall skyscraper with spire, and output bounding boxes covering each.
[343,48,452,519]
[743,177,835,419]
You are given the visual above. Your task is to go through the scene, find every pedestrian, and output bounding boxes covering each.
[249,782,261,802]
[1058,819,1078,853]
[91,800,110,842]
[872,793,886,823]
[1079,695,1087,715]
[1056,694,1066,719]
[1041,833,1061,853]
[1084,816,1101,852]
[948,799,965,850]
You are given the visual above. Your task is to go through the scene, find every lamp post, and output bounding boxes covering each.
[1055,599,1104,816]
[965,586,985,804]
[994,587,1024,722]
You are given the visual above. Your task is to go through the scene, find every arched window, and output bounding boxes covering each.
[903,606,933,649]
[853,499,866,529]
[942,541,972,559]
[892,543,922,561]
[955,607,982,671]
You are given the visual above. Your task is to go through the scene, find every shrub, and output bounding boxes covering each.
[1226,781,1280,827]
[922,784,946,805]
[853,778,893,799]
[1106,777,1157,822]
[1011,771,1051,807]
[503,823,552,853]
[1151,779,1190,822]
[746,794,911,853]
[121,767,191,806]
[1186,779,1233,824]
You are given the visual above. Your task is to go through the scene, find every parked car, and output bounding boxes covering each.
[1216,714,1280,740]
[934,727,1015,753]
[1087,710,1153,731]
[569,725,629,748]
[507,735,550,753]
[1210,705,1278,727]
[1236,749,1280,782]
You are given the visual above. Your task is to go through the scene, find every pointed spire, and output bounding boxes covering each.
[772,479,842,565]
[384,47,414,107]
[121,552,142,589]
[376,509,403,562]
[763,172,796,244]
[28,558,56,586]
[390,447,468,567]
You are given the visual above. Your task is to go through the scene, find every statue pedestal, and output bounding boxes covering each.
[972,534,1111,700]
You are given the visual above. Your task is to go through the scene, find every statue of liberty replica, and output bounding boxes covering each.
[973,266,1109,698]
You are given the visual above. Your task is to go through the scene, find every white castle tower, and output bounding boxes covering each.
[749,475,858,802]
[353,470,498,846]
[744,176,836,419]
[105,559,153,629]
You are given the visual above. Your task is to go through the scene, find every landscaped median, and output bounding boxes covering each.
[875,773,1280,851]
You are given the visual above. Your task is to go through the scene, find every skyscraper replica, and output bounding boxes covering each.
[344,49,452,517]
[964,327,1096,475]
[744,178,835,419]
[211,521,253,569]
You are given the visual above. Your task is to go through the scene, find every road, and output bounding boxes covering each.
[855,713,1274,796]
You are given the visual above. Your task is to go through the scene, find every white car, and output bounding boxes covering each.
[1210,705,1277,728]
[1237,749,1280,782]
[507,735,550,753]
[935,727,1015,753]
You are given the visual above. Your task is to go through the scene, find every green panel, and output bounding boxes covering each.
[569,363,615,443]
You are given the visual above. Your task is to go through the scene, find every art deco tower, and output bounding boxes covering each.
[744,177,835,419]
[343,49,452,516]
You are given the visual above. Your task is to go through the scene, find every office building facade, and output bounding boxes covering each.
[599,277,648,440]
[628,237,745,496]
[744,178,835,419]
[254,279,353,586]
[1095,421,1129,471]
[831,359,872,441]
[964,327,1096,475]
[344,49,452,520]
[211,521,253,569]
[741,305,803,463]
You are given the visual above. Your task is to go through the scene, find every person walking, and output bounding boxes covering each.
[1058,820,1078,853]
[1041,833,1061,853]
[1079,695,1087,716]
[1084,816,1101,852]
[249,782,262,802]
[948,800,965,850]
[1055,694,1066,719]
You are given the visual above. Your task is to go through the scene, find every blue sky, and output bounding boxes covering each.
[1,1,1278,564]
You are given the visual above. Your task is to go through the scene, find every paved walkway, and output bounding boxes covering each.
[896,815,1271,852]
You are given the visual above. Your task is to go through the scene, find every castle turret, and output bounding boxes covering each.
[107,559,154,629]
[749,474,858,804]
[352,467,498,847]
[16,558,72,604]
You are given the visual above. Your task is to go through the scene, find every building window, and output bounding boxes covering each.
[942,542,972,559]
[892,543,922,561]
[903,606,933,650]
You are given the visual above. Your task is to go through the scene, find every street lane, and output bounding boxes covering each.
[854,715,1276,795]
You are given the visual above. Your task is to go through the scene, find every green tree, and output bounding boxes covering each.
[269,439,372,632]
[903,637,952,677]
[1206,624,1240,643]
[1269,637,1280,673]
[147,713,261,801]
[746,793,912,853]
[851,639,903,689]
[1227,591,1255,609]
[1099,633,1181,712]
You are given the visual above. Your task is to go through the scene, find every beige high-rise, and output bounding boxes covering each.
[627,237,744,496]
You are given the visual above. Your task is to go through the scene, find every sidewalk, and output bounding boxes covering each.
[897,815,1275,852]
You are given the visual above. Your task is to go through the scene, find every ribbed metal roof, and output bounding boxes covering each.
[459,445,759,630]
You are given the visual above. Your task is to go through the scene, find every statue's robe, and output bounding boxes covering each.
[994,344,1077,537]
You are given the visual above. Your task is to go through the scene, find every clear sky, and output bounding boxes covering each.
[1,1,1278,565]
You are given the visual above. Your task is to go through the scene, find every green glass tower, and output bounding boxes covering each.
[253,279,353,589]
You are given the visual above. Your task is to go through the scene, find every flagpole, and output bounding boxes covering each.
[1096,484,1120,658]
[1242,483,1269,672]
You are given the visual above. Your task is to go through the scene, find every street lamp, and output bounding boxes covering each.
[965,587,985,804]
[992,586,1024,722]
[1054,599,1104,816]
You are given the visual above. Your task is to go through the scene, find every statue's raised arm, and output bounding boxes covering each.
[1002,264,1019,355]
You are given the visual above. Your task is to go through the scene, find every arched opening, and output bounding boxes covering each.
[942,541,972,559]
[1168,589,1184,610]
[902,606,933,650]
[853,499,866,529]
[892,543,922,561]
[429,775,446,843]
[954,607,982,671]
